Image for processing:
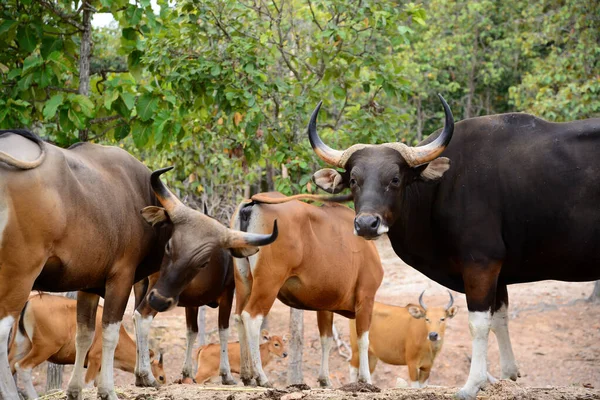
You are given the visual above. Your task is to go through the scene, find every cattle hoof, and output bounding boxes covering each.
[135,373,159,388]
[98,390,119,400]
[317,377,332,388]
[454,388,477,400]
[241,377,256,386]
[502,369,521,381]
[221,374,237,385]
[66,388,82,400]
[257,379,272,388]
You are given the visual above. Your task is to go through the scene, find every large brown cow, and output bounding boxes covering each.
[230,193,383,387]
[133,244,236,383]
[0,130,277,400]
[348,292,458,388]
[8,294,165,399]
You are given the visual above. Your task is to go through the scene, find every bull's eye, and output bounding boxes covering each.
[390,177,400,186]
[350,178,357,187]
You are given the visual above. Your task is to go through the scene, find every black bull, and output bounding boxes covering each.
[306,96,600,399]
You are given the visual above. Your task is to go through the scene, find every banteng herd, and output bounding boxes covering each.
[0,96,599,400]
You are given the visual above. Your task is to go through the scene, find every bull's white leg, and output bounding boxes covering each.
[0,316,19,399]
[133,311,158,387]
[218,327,236,384]
[241,311,270,387]
[66,322,95,400]
[410,380,421,388]
[317,335,333,387]
[490,304,520,380]
[457,311,492,400]
[181,328,196,379]
[235,314,254,386]
[349,365,358,383]
[357,331,372,384]
[97,322,120,400]
[14,362,37,399]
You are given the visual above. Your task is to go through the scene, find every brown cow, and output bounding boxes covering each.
[349,292,458,388]
[194,330,288,384]
[133,244,236,383]
[0,130,276,400]
[8,294,165,399]
[231,193,383,387]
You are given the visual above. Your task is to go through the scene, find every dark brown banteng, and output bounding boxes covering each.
[8,294,165,399]
[349,292,458,388]
[306,96,600,399]
[0,130,277,400]
[231,193,383,387]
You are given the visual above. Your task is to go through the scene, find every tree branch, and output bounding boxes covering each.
[38,0,84,30]
[307,0,323,31]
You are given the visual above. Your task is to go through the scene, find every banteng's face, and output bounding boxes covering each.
[408,290,458,343]
[262,329,289,358]
[150,352,166,384]
[308,95,454,239]
[141,167,278,312]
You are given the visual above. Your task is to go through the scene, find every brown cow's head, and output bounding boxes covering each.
[407,290,458,344]
[262,329,289,359]
[308,95,454,239]
[150,352,166,384]
[142,167,278,312]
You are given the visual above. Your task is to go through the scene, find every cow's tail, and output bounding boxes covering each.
[0,130,46,169]
[250,192,353,205]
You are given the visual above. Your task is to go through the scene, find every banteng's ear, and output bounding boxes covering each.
[420,157,451,181]
[229,247,260,258]
[313,168,347,194]
[149,349,156,359]
[282,333,291,343]
[159,352,164,366]
[447,306,459,319]
[141,206,170,226]
[261,329,270,341]
[407,304,426,319]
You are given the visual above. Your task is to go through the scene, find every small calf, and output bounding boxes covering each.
[349,291,458,388]
[8,294,165,399]
[195,330,288,384]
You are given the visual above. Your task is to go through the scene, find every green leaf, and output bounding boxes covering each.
[39,65,52,88]
[121,92,136,110]
[22,54,43,73]
[43,94,64,119]
[68,108,85,129]
[132,119,152,148]
[0,20,18,36]
[136,93,159,121]
[104,90,120,110]
[41,36,64,59]
[71,95,95,118]
[126,6,144,26]
[114,123,130,140]
[59,109,75,133]
[17,25,38,52]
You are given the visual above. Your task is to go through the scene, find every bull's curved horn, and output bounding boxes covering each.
[223,220,278,248]
[308,101,345,167]
[203,202,209,215]
[418,290,427,311]
[406,94,454,167]
[150,167,185,213]
[445,290,454,310]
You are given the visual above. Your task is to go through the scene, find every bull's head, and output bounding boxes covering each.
[308,95,454,239]
[407,290,458,343]
[141,167,278,312]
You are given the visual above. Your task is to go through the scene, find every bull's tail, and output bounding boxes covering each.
[0,130,46,170]
[250,192,353,205]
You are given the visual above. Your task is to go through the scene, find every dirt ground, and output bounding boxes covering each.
[29,239,600,399]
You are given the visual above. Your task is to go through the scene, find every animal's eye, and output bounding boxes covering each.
[274,343,279,347]
[349,178,357,187]
[165,241,171,255]
[425,318,430,322]
[159,376,164,380]
[440,318,445,321]
[390,177,400,186]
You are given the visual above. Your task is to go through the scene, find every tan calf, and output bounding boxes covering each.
[8,294,165,399]
[194,330,288,384]
[349,291,458,388]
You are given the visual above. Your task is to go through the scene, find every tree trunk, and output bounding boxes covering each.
[590,281,600,303]
[46,292,77,393]
[78,0,92,142]
[287,308,304,384]
[197,306,206,346]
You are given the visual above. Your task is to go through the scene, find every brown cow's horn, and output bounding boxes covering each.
[150,167,184,213]
[224,220,278,248]
[418,290,427,311]
[405,94,454,167]
[445,290,454,310]
[308,101,345,167]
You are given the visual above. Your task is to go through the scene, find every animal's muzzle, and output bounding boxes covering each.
[282,352,288,358]
[148,289,176,312]
[354,213,388,239]
[428,332,439,341]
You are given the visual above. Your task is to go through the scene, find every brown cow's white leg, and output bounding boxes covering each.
[133,310,158,387]
[491,304,520,381]
[456,310,492,400]
[318,335,333,387]
[356,331,372,384]
[349,365,358,382]
[0,315,19,399]
[14,362,37,399]
[241,311,270,387]
[97,322,121,400]
[182,327,197,379]
[218,327,235,384]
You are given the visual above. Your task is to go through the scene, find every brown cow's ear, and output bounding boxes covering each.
[149,348,156,359]
[419,157,451,181]
[313,168,347,194]
[229,247,259,258]
[447,306,459,319]
[141,206,170,226]
[407,304,425,319]
[261,329,270,341]
[282,333,291,343]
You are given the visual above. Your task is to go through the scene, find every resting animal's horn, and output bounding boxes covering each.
[445,290,454,310]
[418,290,427,311]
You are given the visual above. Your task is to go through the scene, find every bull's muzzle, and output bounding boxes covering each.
[148,289,176,312]
[354,213,388,239]
[428,332,439,341]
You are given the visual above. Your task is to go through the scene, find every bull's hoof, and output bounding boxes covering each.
[241,377,256,386]
[257,378,272,388]
[455,387,478,400]
[135,372,159,388]
[66,387,83,400]
[502,368,521,381]
[98,389,119,400]
[317,377,332,388]
[221,374,237,385]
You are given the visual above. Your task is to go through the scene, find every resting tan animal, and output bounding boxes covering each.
[8,294,165,399]
[194,330,288,384]
[349,291,458,387]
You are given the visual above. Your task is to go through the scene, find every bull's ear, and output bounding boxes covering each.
[141,206,170,226]
[313,168,347,194]
[447,306,459,319]
[419,157,451,181]
[229,247,259,258]
[407,304,425,319]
